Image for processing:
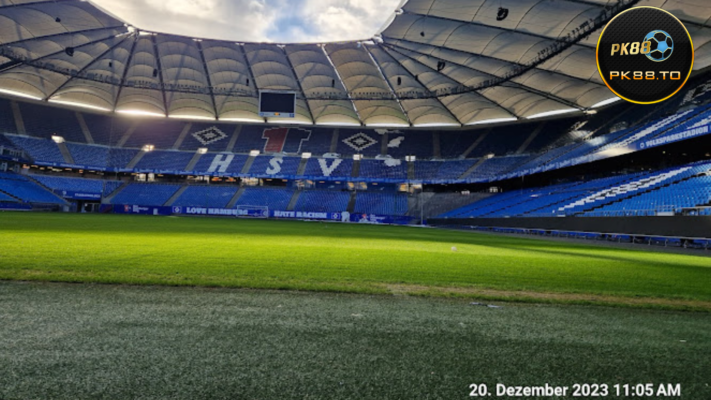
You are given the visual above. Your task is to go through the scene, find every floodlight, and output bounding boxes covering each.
[51,135,65,144]
[527,109,578,119]
[197,148,208,155]
[466,117,517,126]
[302,152,312,159]
[49,99,110,112]
[117,109,165,118]
[250,150,260,157]
[142,144,155,152]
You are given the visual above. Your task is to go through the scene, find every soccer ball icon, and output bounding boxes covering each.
[644,30,673,62]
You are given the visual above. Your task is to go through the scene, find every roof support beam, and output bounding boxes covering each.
[372,43,461,125]
[195,40,218,119]
[380,44,521,119]
[280,46,314,124]
[383,43,583,110]
[44,35,130,101]
[320,45,362,125]
[113,36,139,112]
[237,44,266,123]
[362,44,411,127]
[383,36,602,87]
[0,0,83,9]
[400,10,596,49]
[150,35,169,117]
[0,26,125,48]
[1,32,126,68]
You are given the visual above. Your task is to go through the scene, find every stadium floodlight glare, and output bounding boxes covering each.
[413,122,461,128]
[267,119,311,125]
[249,150,260,157]
[169,114,216,121]
[315,121,361,127]
[301,152,312,159]
[219,117,264,123]
[526,109,579,120]
[353,154,363,161]
[591,97,622,109]
[406,155,416,162]
[365,122,410,128]
[466,117,517,126]
[197,148,208,155]
[0,88,42,101]
[48,99,111,112]
[486,153,495,159]
[117,109,165,118]
[142,144,155,152]
[51,135,65,144]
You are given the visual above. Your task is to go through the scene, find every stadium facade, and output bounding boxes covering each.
[1,0,711,246]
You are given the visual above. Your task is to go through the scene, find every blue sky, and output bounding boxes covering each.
[92,0,401,43]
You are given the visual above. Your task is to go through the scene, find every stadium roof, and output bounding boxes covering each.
[0,0,710,127]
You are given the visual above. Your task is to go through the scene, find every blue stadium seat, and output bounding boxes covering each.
[103,181,124,197]
[336,129,382,158]
[110,184,181,206]
[173,186,239,208]
[354,192,408,215]
[67,143,110,167]
[359,159,408,180]
[191,153,248,174]
[471,156,530,179]
[384,131,433,159]
[178,123,235,152]
[122,119,184,149]
[108,149,140,169]
[20,102,85,143]
[294,191,350,213]
[441,161,711,218]
[0,173,65,204]
[31,175,106,194]
[81,113,133,146]
[235,187,294,210]
[6,135,65,163]
[302,158,353,179]
[0,98,16,134]
[248,156,301,176]
[134,151,194,171]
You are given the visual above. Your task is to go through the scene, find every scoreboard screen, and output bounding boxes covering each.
[259,91,296,118]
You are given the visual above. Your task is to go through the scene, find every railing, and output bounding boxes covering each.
[457,226,711,250]
[582,206,677,218]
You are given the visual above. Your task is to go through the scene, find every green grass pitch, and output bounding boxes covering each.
[0,282,709,399]
[1,213,710,399]
[0,212,710,310]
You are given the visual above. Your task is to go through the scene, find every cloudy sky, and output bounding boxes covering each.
[91,0,401,43]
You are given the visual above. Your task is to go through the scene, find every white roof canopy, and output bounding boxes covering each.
[0,0,709,127]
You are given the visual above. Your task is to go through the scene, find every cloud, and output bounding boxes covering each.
[91,0,399,43]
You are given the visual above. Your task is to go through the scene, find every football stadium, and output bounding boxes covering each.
[0,0,710,398]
